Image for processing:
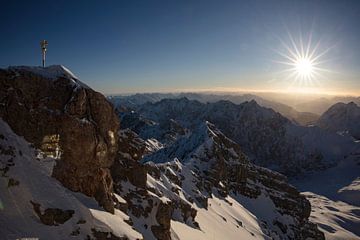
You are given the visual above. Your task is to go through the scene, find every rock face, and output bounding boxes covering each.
[112,121,324,239]
[0,65,119,213]
[316,102,360,139]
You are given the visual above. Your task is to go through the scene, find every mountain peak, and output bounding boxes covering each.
[5,65,89,89]
[8,65,76,79]
[317,101,360,139]
[0,65,120,213]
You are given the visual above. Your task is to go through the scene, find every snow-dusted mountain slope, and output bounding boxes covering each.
[115,97,359,176]
[0,119,142,240]
[316,102,360,140]
[112,121,324,239]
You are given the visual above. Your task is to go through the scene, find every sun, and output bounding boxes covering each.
[295,57,313,77]
[273,31,333,88]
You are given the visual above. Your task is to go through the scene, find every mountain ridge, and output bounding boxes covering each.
[316,101,360,140]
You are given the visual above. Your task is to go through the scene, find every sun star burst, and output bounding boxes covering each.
[273,31,333,89]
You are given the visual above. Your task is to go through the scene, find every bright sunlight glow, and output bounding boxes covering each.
[273,31,334,89]
[295,58,313,76]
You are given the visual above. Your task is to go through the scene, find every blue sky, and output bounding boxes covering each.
[1,0,360,94]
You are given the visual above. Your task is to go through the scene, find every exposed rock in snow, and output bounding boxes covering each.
[113,121,324,239]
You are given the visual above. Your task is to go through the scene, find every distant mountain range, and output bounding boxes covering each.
[109,92,320,126]
[111,96,357,176]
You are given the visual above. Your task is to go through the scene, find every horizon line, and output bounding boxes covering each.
[104,88,360,97]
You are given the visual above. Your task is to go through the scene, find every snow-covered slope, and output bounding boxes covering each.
[0,119,142,240]
[303,192,360,240]
[316,102,360,140]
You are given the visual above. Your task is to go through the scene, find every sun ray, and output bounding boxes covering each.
[305,31,313,58]
[287,30,302,59]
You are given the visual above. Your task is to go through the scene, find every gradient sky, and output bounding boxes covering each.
[1,0,360,94]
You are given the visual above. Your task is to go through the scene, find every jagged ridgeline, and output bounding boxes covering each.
[0,66,324,239]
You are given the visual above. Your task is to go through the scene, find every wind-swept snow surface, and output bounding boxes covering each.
[171,194,270,240]
[304,192,360,240]
[292,152,360,239]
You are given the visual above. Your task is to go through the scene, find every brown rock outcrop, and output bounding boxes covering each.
[0,65,119,213]
[111,129,149,189]
[151,202,173,240]
[30,200,75,226]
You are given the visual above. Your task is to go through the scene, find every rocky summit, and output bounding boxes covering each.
[0,65,119,213]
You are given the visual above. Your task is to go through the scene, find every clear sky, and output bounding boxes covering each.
[1,0,360,95]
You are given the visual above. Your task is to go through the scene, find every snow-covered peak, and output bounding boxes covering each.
[317,101,360,139]
[7,65,90,89]
[8,65,77,79]
[142,120,242,165]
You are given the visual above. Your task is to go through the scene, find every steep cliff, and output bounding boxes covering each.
[0,65,119,213]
